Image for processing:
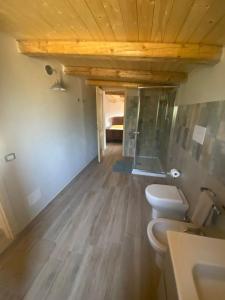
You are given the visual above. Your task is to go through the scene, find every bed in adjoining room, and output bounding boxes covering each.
[106,116,124,143]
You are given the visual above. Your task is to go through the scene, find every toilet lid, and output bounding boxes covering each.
[146,184,184,204]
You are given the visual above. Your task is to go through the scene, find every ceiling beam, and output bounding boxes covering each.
[17,41,222,64]
[64,66,187,84]
[86,80,176,89]
[105,91,125,96]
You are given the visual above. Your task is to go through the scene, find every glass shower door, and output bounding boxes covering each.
[133,89,175,176]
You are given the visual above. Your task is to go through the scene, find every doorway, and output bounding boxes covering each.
[0,162,14,253]
[0,133,14,252]
[96,87,125,162]
[104,92,125,148]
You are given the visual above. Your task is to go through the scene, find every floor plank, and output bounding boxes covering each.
[0,144,165,300]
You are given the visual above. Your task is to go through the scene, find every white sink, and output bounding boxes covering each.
[167,231,225,300]
[193,263,225,300]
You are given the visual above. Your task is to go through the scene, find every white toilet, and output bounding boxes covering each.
[145,184,189,220]
[147,190,214,268]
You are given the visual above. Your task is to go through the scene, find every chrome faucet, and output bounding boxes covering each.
[200,186,216,197]
[212,204,222,216]
[200,186,222,216]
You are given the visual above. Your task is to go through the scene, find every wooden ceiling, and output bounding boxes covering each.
[1,0,225,44]
[1,0,225,87]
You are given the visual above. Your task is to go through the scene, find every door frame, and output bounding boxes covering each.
[122,91,127,157]
[0,193,14,240]
[96,87,105,162]
[0,154,14,240]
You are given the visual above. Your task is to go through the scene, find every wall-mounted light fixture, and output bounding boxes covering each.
[50,79,66,91]
[45,65,67,91]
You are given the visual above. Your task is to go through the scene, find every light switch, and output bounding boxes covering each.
[192,125,206,145]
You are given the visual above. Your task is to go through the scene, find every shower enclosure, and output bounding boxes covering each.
[132,88,176,177]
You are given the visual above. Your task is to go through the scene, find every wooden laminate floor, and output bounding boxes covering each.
[0,144,166,300]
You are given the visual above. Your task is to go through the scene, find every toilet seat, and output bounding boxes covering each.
[147,218,198,255]
[146,184,185,206]
[145,184,189,220]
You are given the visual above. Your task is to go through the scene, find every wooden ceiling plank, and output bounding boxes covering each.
[0,0,91,40]
[137,0,154,41]
[66,0,104,40]
[18,41,222,63]
[64,66,187,83]
[82,0,115,41]
[37,0,88,39]
[176,0,214,43]
[86,79,176,88]
[44,0,92,39]
[1,0,225,45]
[163,0,195,42]
[203,13,225,44]
[151,0,173,42]
[101,0,126,41]
[188,0,225,43]
[118,0,138,41]
[0,2,54,39]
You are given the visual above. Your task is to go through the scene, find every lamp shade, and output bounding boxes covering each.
[50,80,66,91]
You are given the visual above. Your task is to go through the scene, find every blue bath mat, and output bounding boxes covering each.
[112,157,133,173]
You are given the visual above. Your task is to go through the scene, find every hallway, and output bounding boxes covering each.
[0,144,165,300]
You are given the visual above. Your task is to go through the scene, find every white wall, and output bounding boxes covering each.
[0,33,97,235]
[104,95,124,127]
[176,48,225,105]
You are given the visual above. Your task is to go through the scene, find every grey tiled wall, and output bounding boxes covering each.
[123,94,139,157]
[169,100,225,213]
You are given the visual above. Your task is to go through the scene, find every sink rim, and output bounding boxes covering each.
[192,262,225,300]
[167,231,225,300]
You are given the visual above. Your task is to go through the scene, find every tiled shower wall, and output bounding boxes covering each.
[123,90,139,157]
[124,89,175,163]
[156,91,176,168]
[169,100,225,213]
[136,90,161,158]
